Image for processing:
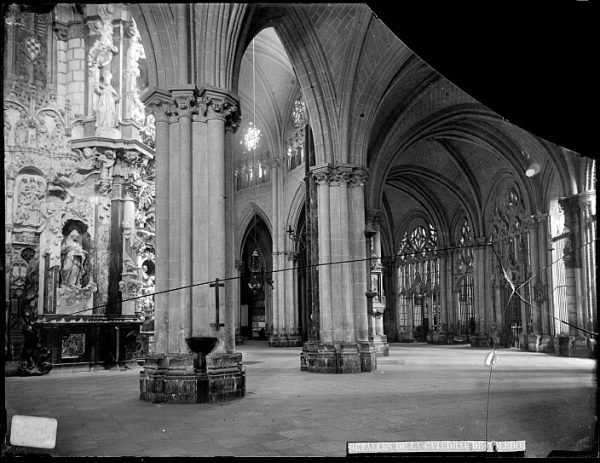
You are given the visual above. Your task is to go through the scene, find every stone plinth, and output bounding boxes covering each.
[358,341,377,372]
[470,334,491,348]
[286,334,303,347]
[300,341,376,373]
[371,335,389,356]
[206,352,245,402]
[268,334,304,347]
[268,334,289,347]
[570,336,595,359]
[537,335,555,353]
[139,353,197,404]
[139,351,245,404]
[527,334,541,352]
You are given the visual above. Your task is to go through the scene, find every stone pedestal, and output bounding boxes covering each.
[268,334,289,347]
[471,334,491,348]
[300,341,376,373]
[139,351,245,403]
[139,353,198,404]
[358,341,377,372]
[527,334,541,352]
[371,335,389,356]
[570,336,595,359]
[286,334,303,347]
[205,351,245,402]
[268,333,304,347]
[537,335,555,353]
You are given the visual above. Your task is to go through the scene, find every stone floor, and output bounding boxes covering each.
[4,342,598,457]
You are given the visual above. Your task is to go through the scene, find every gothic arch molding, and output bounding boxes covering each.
[236,203,273,262]
[128,4,178,90]
[367,106,544,217]
[385,180,450,249]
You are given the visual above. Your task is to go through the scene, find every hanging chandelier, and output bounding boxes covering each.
[242,122,261,152]
[248,249,263,294]
[240,39,261,152]
[246,38,263,296]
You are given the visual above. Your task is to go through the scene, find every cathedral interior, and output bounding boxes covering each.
[2,0,597,438]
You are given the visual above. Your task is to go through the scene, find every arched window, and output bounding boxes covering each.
[488,183,531,347]
[397,221,440,340]
[454,216,475,337]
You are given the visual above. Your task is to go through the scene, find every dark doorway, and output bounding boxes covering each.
[240,215,272,340]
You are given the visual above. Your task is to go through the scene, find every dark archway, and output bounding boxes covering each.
[240,215,273,340]
[295,205,310,341]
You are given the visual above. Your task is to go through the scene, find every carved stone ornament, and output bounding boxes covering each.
[172,94,196,119]
[199,95,241,129]
[348,170,368,187]
[145,98,172,124]
[14,174,47,227]
[312,170,331,185]
[329,168,352,186]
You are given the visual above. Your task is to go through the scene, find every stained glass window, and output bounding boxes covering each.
[397,221,440,340]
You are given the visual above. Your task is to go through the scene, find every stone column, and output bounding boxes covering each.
[349,170,370,342]
[365,208,388,355]
[558,196,583,336]
[146,91,171,353]
[300,166,375,373]
[170,86,197,339]
[205,97,227,342]
[579,193,596,335]
[314,167,333,344]
[269,159,285,346]
[224,123,237,353]
[472,237,487,345]
[285,250,300,345]
[120,168,137,316]
[271,159,280,339]
[329,166,354,342]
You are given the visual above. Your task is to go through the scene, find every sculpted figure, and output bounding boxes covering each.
[60,229,86,287]
[95,69,120,129]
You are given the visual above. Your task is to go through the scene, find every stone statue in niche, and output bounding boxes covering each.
[94,68,120,136]
[15,114,29,146]
[60,229,86,287]
[21,251,39,312]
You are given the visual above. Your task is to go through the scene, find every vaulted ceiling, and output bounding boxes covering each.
[234,27,298,164]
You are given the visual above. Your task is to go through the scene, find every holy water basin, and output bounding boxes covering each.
[185,336,219,356]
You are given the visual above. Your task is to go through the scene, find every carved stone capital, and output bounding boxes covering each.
[329,166,353,186]
[311,166,331,185]
[144,89,173,124]
[68,23,85,40]
[558,195,582,231]
[198,87,241,131]
[348,169,368,187]
[169,86,198,120]
[53,21,69,41]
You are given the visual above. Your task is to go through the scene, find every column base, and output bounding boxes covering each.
[300,341,377,373]
[537,335,555,353]
[268,334,289,347]
[206,351,245,402]
[139,352,245,404]
[470,334,492,348]
[286,334,303,347]
[370,335,389,356]
[268,333,304,347]
[569,335,596,359]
